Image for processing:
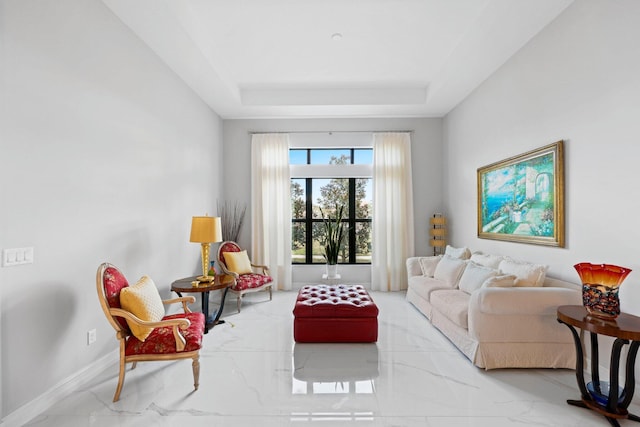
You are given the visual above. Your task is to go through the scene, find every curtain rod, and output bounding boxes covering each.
[248,130,413,135]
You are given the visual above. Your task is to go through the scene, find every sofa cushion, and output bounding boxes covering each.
[431,290,470,329]
[125,312,204,356]
[406,257,423,277]
[445,245,471,260]
[470,253,503,269]
[458,262,498,294]
[433,255,467,287]
[407,276,450,301]
[499,258,548,287]
[233,273,273,291]
[418,255,442,277]
[482,274,517,288]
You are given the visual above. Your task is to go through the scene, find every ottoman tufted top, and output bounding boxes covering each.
[293,284,379,318]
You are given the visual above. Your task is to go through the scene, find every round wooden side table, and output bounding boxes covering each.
[557,305,640,426]
[171,274,233,333]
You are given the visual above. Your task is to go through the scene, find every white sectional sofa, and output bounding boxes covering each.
[406,247,582,369]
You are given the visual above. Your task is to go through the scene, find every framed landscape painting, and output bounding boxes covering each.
[477,141,564,247]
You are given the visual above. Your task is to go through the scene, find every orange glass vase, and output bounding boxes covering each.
[574,263,632,319]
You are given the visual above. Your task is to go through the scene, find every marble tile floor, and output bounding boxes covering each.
[25,290,639,426]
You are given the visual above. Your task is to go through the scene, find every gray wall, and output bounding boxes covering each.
[0,0,223,417]
[222,117,443,284]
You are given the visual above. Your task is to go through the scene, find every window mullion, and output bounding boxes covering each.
[305,149,312,263]
[348,178,356,264]
[305,178,312,264]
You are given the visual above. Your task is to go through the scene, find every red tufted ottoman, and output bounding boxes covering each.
[293,284,379,343]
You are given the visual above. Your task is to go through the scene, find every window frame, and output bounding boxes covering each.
[290,147,372,265]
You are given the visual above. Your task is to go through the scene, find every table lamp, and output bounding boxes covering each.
[190,215,222,282]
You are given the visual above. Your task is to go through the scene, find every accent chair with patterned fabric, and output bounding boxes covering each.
[96,262,205,402]
[217,241,273,312]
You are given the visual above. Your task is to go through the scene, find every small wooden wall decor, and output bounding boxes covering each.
[429,213,446,255]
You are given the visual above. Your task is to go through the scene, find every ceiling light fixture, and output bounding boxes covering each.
[331,33,343,41]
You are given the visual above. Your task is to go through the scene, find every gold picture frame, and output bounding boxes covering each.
[477,141,564,247]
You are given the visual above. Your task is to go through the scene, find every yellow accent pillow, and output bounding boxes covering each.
[119,275,165,342]
[224,250,253,274]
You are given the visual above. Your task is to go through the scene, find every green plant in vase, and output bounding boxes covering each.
[320,204,347,278]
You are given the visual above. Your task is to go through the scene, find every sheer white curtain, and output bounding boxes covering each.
[371,132,415,291]
[251,133,292,290]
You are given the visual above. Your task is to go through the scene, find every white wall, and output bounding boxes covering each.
[0,0,223,418]
[222,118,443,285]
[443,0,640,302]
[443,0,640,374]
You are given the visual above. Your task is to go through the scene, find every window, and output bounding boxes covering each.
[291,148,372,264]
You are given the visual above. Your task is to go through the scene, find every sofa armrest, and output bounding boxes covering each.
[471,287,581,316]
[406,257,422,278]
[468,287,581,343]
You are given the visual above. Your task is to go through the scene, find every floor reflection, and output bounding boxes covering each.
[292,343,379,395]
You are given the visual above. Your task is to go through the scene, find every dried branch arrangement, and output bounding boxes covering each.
[217,200,247,243]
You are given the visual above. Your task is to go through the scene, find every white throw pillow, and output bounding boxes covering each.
[418,255,442,277]
[470,252,503,270]
[482,274,518,288]
[433,255,468,288]
[498,258,548,287]
[458,262,498,294]
[445,245,471,260]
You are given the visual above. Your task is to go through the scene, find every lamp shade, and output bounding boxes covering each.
[190,216,222,243]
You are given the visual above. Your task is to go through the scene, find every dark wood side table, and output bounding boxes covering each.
[171,275,233,334]
[557,305,640,426]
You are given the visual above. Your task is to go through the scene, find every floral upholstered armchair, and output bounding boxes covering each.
[96,263,205,402]
[217,241,273,312]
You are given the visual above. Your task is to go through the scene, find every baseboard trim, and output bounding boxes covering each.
[1,350,117,427]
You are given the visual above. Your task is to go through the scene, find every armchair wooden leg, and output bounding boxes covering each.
[268,286,272,301]
[131,362,137,370]
[237,295,242,313]
[114,349,126,402]
[192,355,200,391]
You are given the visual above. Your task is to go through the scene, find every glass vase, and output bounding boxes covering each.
[208,260,216,277]
[574,263,632,319]
[326,264,338,279]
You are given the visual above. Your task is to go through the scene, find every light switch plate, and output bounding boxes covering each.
[2,247,34,267]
